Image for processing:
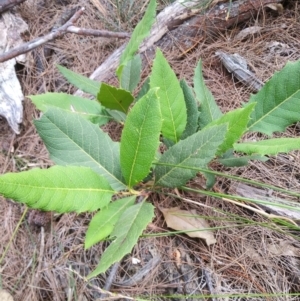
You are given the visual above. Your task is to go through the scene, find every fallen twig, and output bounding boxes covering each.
[34,227,45,282]
[203,268,217,301]
[77,0,283,88]
[99,262,120,299]
[0,7,84,62]
[67,26,130,39]
[67,267,137,301]
[0,0,26,14]
[0,6,130,63]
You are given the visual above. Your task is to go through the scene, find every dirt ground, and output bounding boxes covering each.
[1,0,300,300]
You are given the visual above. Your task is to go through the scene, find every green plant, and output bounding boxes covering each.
[1,0,300,279]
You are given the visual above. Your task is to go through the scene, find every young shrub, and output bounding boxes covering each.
[1,0,300,279]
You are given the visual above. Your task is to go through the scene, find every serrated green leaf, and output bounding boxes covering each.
[34,108,126,191]
[136,77,150,101]
[180,79,199,140]
[248,61,300,135]
[117,0,156,78]
[85,196,136,249]
[218,154,268,167]
[97,83,134,113]
[120,88,161,187]
[194,60,222,129]
[57,65,100,96]
[205,103,255,155]
[120,55,142,92]
[30,93,109,125]
[87,202,154,278]
[150,49,187,142]
[154,124,227,187]
[234,138,300,156]
[0,166,114,213]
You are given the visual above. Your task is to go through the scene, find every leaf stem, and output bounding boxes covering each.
[181,186,300,212]
[153,162,300,198]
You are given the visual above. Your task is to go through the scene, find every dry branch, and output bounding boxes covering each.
[81,0,283,87]
[0,7,130,63]
[0,0,26,13]
[0,7,84,62]
[66,26,130,38]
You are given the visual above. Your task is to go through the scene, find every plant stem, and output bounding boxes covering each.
[181,186,300,212]
[153,162,300,198]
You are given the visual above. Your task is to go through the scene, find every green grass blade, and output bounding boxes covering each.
[194,60,222,129]
[218,154,268,167]
[205,103,255,155]
[120,54,142,92]
[34,108,126,191]
[57,65,100,96]
[87,201,155,278]
[182,186,300,213]
[97,83,134,114]
[117,0,156,78]
[154,124,227,187]
[30,92,110,126]
[0,166,114,213]
[150,49,187,142]
[180,79,199,140]
[234,137,300,155]
[120,88,161,187]
[154,162,300,198]
[85,196,136,249]
[248,60,300,135]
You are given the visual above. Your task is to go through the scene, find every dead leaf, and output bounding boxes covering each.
[160,207,216,246]
[0,290,14,301]
[235,26,262,40]
[265,3,283,14]
[268,240,300,257]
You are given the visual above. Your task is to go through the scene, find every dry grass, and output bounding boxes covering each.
[1,0,300,300]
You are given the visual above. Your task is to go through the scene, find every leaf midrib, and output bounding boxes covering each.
[106,87,127,113]
[157,131,220,183]
[202,80,215,122]
[45,114,124,189]
[110,204,143,250]
[128,101,152,186]
[161,69,178,143]
[249,89,300,131]
[3,182,114,193]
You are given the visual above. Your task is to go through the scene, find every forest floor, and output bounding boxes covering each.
[1,0,300,300]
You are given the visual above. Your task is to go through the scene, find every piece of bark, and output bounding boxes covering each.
[215,50,263,91]
[232,183,300,220]
[78,0,283,90]
[0,0,26,14]
[0,11,28,133]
